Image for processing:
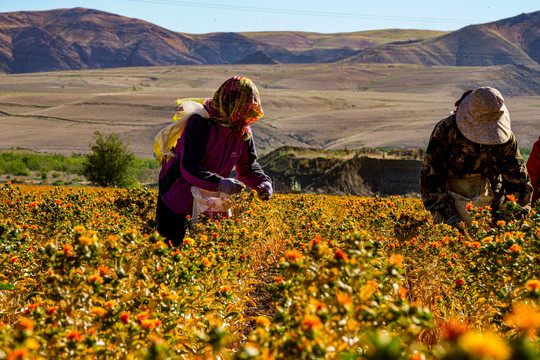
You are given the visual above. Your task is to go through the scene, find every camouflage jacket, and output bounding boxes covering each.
[419,115,532,221]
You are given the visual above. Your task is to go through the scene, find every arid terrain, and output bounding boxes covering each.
[0,63,539,159]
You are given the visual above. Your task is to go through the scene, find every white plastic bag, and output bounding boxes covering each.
[191,186,233,221]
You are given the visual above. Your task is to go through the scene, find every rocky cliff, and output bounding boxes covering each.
[259,146,424,197]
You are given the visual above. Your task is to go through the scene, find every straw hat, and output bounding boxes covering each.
[455,87,511,145]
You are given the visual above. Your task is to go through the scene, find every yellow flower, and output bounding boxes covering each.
[458,331,510,360]
[183,237,194,245]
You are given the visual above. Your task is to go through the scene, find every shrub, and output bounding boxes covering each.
[82,131,137,188]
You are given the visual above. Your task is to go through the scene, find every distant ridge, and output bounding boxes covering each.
[347,11,540,66]
[0,8,538,74]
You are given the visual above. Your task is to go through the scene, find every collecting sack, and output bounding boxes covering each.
[191,187,233,220]
[153,98,209,166]
[447,175,494,227]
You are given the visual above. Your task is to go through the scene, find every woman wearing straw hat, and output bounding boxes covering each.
[419,87,533,228]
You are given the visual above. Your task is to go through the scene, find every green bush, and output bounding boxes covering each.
[0,159,29,176]
[82,131,137,188]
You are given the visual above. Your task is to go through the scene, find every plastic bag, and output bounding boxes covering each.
[153,98,209,166]
[191,186,233,221]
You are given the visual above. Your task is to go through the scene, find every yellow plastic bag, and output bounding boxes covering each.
[153,98,209,166]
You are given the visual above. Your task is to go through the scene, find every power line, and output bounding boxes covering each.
[121,0,478,24]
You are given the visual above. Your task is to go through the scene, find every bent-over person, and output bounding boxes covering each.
[420,87,532,228]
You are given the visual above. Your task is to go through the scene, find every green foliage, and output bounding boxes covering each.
[82,131,137,188]
[0,152,84,176]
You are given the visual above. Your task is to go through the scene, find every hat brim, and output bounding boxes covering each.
[456,102,511,145]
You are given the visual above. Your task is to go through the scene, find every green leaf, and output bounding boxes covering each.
[0,283,18,290]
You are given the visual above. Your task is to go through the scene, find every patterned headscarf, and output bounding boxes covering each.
[204,76,264,140]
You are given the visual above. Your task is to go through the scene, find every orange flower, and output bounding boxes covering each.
[66,330,84,341]
[285,249,303,262]
[525,279,540,291]
[367,280,379,288]
[220,285,231,293]
[136,311,149,324]
[7,348,29,360]
[141,319,162,329]
[302,315,322,330]
[98,265,109,276]
[440,317,468,340]
[18,318,34,331]
[255,316,271,326]
[78,235,94,245]
[62,243,73,257]
[466,203,474,210]
[505,302,540,331]
[183,237,194,245]
[92,307,107,317]
[506,194,517,203]
[509,244,522,253]
[88,274,104,284]
[388,254,404,268]
[336,292,352,305]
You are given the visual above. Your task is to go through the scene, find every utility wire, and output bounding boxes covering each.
[121,0,478,24]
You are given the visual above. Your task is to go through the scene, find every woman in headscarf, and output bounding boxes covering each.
[157,76,272,246]
[419,87,532,228]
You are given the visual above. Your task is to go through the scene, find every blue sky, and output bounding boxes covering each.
[1,0,538,34]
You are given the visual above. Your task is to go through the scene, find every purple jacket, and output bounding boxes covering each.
[159,114,270,214]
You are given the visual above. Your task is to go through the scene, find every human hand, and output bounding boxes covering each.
[217,178,245,195]
[257,181,273,201]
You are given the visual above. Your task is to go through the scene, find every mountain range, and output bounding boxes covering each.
[0,8,538,74]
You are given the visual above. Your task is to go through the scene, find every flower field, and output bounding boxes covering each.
[0,183,539,359]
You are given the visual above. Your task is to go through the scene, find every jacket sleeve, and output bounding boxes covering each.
[235,133,271,189]
[499,135,533,209]
[526,138,540,204]
[180,115,221,191]
[419,118,459,221]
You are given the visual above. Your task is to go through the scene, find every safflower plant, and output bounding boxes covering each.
[0,183,537,359]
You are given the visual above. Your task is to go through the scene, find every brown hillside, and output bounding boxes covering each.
[347,11,540,67]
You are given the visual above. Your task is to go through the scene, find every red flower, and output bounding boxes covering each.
[455,279,464,287]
